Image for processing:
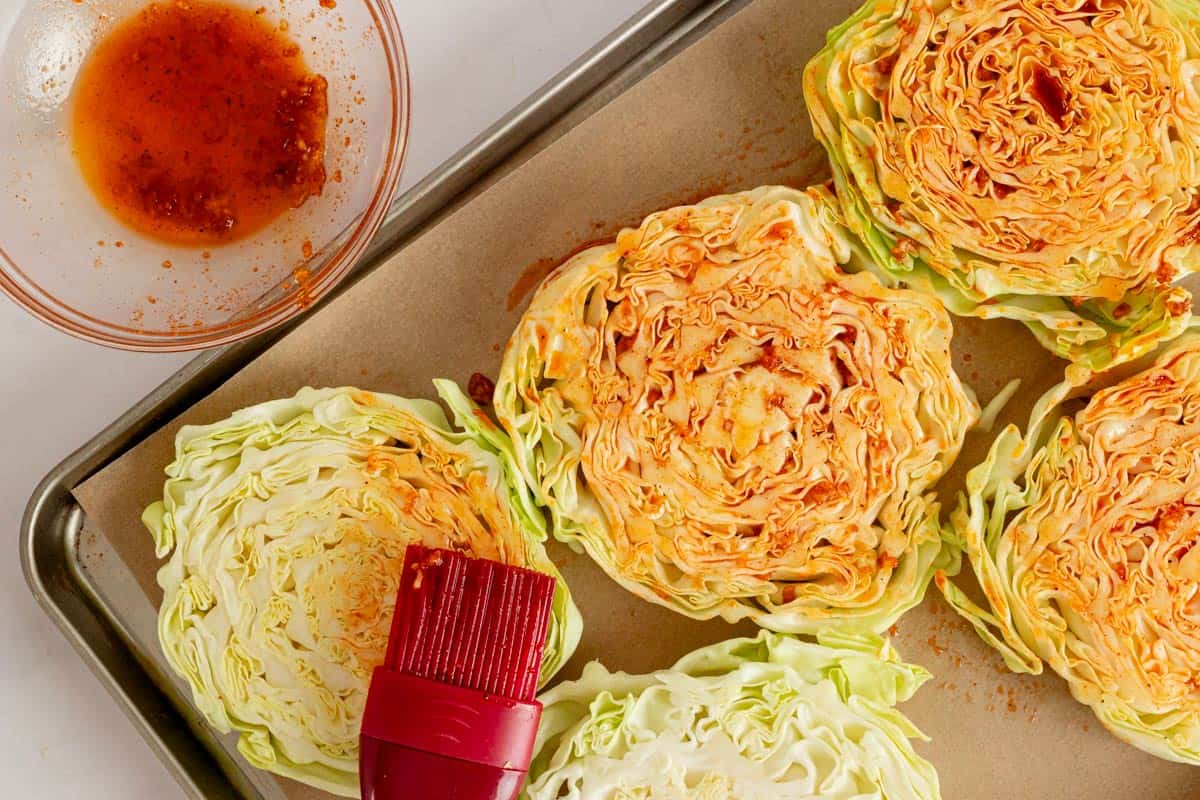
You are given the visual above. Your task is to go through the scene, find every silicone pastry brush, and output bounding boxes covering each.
[360,545,556,800]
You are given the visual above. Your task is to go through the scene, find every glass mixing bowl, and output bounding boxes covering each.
[0,0,409,351]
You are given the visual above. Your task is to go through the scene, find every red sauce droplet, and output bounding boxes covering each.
[757,341,783,371]
[1179,221,1200,247]
[1030,65,1069,127]
[71,1,328,246]
[468,373,496,406]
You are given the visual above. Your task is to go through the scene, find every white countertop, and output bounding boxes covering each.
[0,1,646,795]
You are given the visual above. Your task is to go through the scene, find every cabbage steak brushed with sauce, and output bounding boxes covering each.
[496,186,980,636]
[144,384,582,795]
[943,333,1200,763]
[806,0,1200,370]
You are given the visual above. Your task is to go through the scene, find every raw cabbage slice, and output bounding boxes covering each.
[805,0,1200,370]
[525,631,940,800]
[942,333,1200,763]
[495,185,979,635]
[144,383,581,796]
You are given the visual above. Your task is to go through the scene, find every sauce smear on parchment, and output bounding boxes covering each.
[71,1,328,246]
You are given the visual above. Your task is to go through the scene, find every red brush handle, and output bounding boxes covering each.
[361,672,542,768]
[360,739,527,800]
[361,547,553,800]
[359,673,542,800]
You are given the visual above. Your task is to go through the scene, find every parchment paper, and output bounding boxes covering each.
[74,0,1200,797]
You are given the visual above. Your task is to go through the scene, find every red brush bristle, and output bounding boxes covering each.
[385,546,555,701]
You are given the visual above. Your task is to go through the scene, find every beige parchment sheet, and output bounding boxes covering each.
[73,0,1200,797]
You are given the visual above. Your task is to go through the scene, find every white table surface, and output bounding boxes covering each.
[0,1,646,795]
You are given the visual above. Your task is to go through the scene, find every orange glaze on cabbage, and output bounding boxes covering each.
[805,0,1200,369]
[944,335,1200,762]
[497,186,979,634]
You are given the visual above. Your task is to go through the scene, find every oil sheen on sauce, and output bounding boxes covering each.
[71,1,328,246]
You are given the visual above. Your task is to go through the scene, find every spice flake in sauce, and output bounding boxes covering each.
[71,1,328,246]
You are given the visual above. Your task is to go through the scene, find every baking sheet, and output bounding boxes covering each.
[72,0,1200,797]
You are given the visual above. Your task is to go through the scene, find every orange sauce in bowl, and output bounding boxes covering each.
[71,1,328,246]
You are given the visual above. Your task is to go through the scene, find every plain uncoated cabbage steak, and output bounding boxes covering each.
[524,631,941,800]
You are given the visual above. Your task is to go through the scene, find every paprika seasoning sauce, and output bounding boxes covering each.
[71,1,328,246]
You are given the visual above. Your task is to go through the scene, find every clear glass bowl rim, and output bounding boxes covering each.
[0,0,412,352]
